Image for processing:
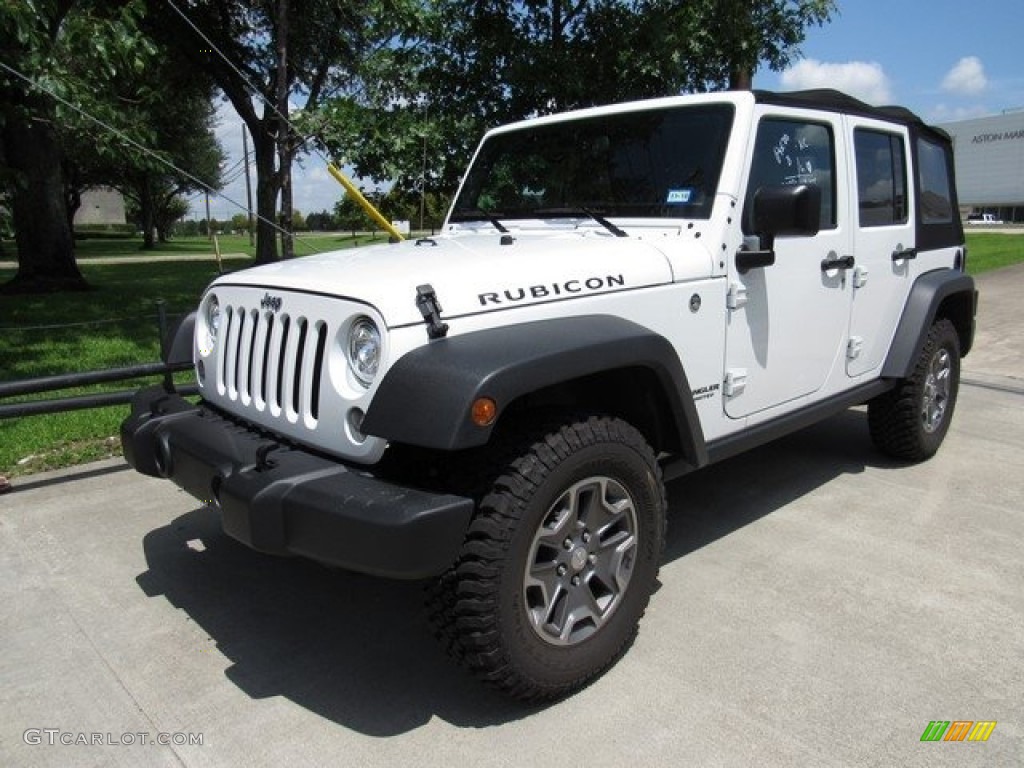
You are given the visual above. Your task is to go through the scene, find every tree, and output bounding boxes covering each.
[334,192,372,237]
[0,1,152,293]
[305,209,336,231]
[144,0,421,263]
[310,1,836,195]
[152,195,191,240]
[95,66,225,249]
[230,213,250,233]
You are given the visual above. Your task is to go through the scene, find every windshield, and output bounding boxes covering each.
[451,104,734,223]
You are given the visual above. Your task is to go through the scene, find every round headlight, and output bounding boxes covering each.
[197,293,221,357]
[346,317,381,386]
[205,294,221,342]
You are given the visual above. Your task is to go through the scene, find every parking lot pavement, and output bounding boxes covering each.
[2,267,1022,768]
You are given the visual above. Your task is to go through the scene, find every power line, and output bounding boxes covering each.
[165,0,329,165]
[165,0,405,241]
[0,60,322,253]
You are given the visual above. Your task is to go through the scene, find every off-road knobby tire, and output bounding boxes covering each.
[868,318,961,461]
[426,415,666,701]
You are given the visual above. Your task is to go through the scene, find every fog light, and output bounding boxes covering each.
[347,407,366,443]
[471,397,497,427]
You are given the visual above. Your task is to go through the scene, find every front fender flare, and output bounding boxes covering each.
[362,315,706,463]
[164,310,196,366]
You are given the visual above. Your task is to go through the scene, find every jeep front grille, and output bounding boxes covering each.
[218,304,328,427]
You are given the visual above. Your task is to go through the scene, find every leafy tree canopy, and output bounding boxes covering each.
[305,0,836,201]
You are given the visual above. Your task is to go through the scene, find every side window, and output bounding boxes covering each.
[744,118,836,233]
[916,137,954,224]
[854,129,908,227]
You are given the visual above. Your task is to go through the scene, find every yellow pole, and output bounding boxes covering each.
[327,163,404,242]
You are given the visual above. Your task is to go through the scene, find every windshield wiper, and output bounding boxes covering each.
[450,208,508,233]
[533,207,628,238]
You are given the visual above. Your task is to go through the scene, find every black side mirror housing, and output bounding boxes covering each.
[737,184,822,273]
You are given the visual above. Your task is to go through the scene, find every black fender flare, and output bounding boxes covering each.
[881,270,977,379]
[362,315,707,464]
[164,310,196,366]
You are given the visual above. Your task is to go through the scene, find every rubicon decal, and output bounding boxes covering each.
[478,274,625,306]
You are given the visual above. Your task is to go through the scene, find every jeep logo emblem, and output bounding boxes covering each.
[260,293,283,312]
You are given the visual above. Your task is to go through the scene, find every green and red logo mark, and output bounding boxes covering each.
[921,721,997,742]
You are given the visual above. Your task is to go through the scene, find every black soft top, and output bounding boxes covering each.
[752,89,950,143]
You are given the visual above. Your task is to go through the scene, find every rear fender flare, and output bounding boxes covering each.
[882,271,976,379]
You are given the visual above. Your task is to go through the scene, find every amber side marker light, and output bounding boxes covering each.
[471,397,498,427]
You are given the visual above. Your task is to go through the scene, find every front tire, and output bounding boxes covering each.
[428,415,666,701]
[869,318,961,461]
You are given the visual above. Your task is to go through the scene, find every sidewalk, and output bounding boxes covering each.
[0,253,250,270]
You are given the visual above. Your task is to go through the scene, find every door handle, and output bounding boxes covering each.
[821,254,855,272]
[891,247,917,262]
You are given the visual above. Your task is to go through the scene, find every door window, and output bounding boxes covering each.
[917,137,954,224]
[854,129,908,227]
[744,118,836,233]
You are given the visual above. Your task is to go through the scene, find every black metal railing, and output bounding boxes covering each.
[0,300,196,420]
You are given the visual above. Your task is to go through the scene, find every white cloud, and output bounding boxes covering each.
[926,103,992,123]
[941,56,987,95]
[780,59,893,104]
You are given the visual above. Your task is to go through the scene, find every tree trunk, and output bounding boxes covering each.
[140,176,156,249]
[729,65,753,90]
[275,0,294,260]
[251,124,280,264]
[279,142,295,259]
[0,104,89,294]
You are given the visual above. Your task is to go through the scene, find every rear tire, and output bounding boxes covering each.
[427,415,666,701]
[869,318,961,461]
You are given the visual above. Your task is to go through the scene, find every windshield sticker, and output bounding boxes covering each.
[666,188,694,204]
[773,133,819,185]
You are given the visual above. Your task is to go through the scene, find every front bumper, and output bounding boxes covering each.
[121,386,474,579]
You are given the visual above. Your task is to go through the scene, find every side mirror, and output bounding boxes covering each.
[737,184,822,273]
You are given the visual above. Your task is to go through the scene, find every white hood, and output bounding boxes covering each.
[213,230,685,327]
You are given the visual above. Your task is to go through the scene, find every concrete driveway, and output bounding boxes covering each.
[2,267,1022,767]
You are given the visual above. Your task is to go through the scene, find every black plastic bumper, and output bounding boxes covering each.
[120,386,475,579]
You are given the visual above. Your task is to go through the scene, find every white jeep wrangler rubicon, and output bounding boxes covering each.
[122,89,976,700]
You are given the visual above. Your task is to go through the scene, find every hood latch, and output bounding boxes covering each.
[415,284,449,340]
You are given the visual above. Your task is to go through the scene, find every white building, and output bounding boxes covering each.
[73,186,127,227]
[938,111,1024,222]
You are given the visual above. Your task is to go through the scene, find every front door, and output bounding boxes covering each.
[725,110,852,419]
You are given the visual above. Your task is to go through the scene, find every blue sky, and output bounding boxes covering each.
[758,0,1024,121]
[197,0,1023,221]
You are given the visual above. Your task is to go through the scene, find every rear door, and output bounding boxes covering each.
[846,119,914,377]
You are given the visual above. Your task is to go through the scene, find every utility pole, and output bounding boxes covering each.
[419,106,428,233]
[242,125,255,247]
[205,193,212,241]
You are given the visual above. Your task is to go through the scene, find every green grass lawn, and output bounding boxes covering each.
[1,231,1022,478]
[964,232,1024,274]
[0,259,229,476]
